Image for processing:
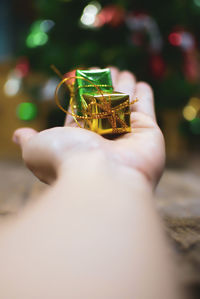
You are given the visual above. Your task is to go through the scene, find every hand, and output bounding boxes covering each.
[13,67,165,187]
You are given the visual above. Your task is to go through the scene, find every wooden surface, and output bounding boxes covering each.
[0,158,199,298]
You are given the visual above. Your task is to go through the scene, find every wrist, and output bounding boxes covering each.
[58,150,153,192]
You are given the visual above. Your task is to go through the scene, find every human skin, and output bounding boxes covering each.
[0,68,180,299]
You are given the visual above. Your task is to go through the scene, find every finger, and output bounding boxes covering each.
[108,66,120,88]
[13,128,37,148]
[115,71,137,104]
[64,107,78,127]
[134,82,156,120]
[63,69,76,78]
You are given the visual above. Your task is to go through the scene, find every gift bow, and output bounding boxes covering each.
[55,76,138,134]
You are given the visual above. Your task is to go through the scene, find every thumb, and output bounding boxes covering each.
[13,128,38,149]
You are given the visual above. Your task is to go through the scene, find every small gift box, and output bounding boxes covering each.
[82,92,131,135]
[74,68,113,114]
[54,67,137,135]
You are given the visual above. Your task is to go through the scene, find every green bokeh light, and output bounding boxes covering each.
[16,102,37,121]
[194,0,200,7]
[30,20,43,34]
[26,32,48,48]
[190,118,200,135]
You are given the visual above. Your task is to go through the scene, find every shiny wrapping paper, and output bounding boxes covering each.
[74,68,113,114]
[54,67,135,135]
[82,93,131,135]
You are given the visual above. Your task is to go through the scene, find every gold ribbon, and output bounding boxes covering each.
[55,76,138,133]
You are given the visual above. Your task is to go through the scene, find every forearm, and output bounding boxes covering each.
[0,153,178,299]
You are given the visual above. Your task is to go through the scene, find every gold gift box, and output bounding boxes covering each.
[82,92,131,135]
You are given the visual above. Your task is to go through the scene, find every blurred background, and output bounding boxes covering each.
[1,0,200,159]
[0,0,199,298]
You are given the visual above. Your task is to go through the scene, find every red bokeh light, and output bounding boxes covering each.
[168,32,182,46]
[150,54,166,79]
[15,57,30,77]
[95,5,125,27]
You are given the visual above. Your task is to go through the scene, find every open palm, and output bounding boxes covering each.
[13,67,165,186]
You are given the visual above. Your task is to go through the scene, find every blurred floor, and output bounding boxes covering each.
[1,157,199,216]
[0,158,199,298]
[0,159,46,215]
[156,160,200,218]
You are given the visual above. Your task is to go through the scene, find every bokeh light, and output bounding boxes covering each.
[26,32,48,48]
[16,102,37,121]
[168,32,182,46]
[26,19,54,48]
[80,1,101,27]
[181,32,195,50]
[4,77,21,97]
[183,105,197,121]
[40,20,55,33]
[15,57,30,77]
[189,97,200,110]
[41,77,60,100]
[194,0,200,8]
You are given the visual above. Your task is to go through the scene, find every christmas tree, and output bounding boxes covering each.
[13,0,200,141]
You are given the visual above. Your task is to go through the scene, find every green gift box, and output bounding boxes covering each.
[74,68,113,114]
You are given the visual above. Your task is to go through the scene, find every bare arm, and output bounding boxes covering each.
[0,68,179,299]
[0,154,178,299]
